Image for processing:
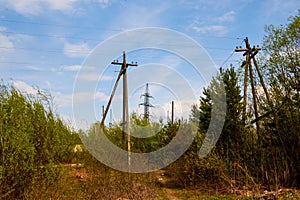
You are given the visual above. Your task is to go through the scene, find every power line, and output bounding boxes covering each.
[0,19,123,32]
[0,58,240,68]
[219,39,244,68]
[0,61,67,66]
[0,46,90,54]
[0,28,239,49]
[0,30,100,42]
[0,18,243,41]
[0,44,234,56]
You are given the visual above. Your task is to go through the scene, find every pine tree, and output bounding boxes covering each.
[217,67,243,158]
[198,88,212,134]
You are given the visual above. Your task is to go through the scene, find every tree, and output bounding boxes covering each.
[261,10,300,187]
[0,84,73,199]
[217,67,243,158]
[199,88,212,134]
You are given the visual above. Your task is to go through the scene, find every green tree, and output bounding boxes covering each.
[190,87,212,135]
[261,10,300,187]
[199,88,212,134]
[217,67,243,159]
[0,84,73,199]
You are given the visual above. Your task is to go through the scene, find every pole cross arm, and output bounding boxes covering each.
[100,52,138,128]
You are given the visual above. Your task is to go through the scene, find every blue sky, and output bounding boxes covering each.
[0,0,298,128]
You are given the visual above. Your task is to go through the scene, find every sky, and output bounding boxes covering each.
[0,0,299,129]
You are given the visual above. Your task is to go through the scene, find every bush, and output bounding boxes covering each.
[0,83,73,199]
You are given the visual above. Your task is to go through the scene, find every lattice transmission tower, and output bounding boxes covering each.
[139,83,154,121]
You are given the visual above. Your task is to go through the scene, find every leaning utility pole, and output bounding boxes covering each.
[235,37,281,177]
[139,83,154,121]
[100,51,137,172]
[235,37,274,136]
[111,51,137,171]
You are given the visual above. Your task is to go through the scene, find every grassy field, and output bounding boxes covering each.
[57,164,300,200]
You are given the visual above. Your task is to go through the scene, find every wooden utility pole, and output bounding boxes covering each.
[100,51,137,172]
[102,105,105,118]
[171,101,174,124]
[235,37,282,180]
[235,37,261,134]
[235,37,276,137]
[110,51,137,172]
[109,109,113,127]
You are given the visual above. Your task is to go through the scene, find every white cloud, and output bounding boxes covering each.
[0,27,14,52]
[111,3,169,29]
[44,0,76,12]
[215,11,235,22]
[9,81,75,110]
[10,80,38,95]
[0,27,33,57]
[63,42,90,58]
[192,25,228,36]
[261,0,299,18]
[26,66,44,72]
[0,35,14,50]
[49,65,98,76]
[95,91,110,102]
[95,0,110,3]
[0,26,7,32]
[61,65,82,71]
[159,55,183,69]
[61,65,96,71]
[53,92,73,108]
[72,91,110,105]
[76,74,99,81]
[1,0,112,15]
[143,99,195,122]
[77,73,113,81]
[1,0,42,15]
[179,0,251,12]
[59,114,76,129]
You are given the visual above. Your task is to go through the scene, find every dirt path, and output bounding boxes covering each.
[156,169,180,200]
[165,188,179,200]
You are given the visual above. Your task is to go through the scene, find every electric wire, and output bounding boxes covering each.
[0,18,243,40]
[219,39,245,68]
[0,19,124,32]
[1,18,244,68]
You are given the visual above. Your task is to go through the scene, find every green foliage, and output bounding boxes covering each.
[216,67,243,154]
[0,11,299,199]
[0,83,74,199]
[78,11,300,193]
[99,112,177,153]
[199,88,212,133]
[174,11,300,190]
[173,66,243,189]
[261,10,300,187]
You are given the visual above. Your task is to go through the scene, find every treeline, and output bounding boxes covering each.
[101,11,300,191]
[0,11,298,199]
[170,11,300,190]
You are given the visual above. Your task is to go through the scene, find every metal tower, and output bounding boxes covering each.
[139,83,154,120]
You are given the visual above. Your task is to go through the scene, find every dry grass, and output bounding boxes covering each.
[53,162,300,200]
[58,161,157,199]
